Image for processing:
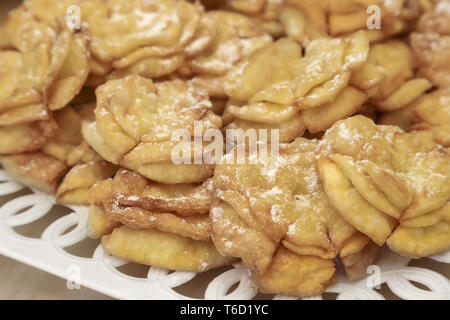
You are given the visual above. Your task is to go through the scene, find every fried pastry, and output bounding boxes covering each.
[66,141,103,167]
[83,75,221,183]
[185,10,272,99]
[340,239,380,281]
[102,227,233,272]
[252,246,336,297]
[213,138,362,260]
[87,204,121,239]
[223,31,369,140]
[378,88,450,147]
[387,219,450,258]
[83,0,214,80]
[411,0,450,88]
[56,161,117,205]
[218,0,426,44]
[41,107,83,163]
[95,169,212,241]
[378,103,416,131]
[0,121,57,155]
[39,105,104,167]
[351,40,421,110]
[0,6,89,113]
[45,33,89,111]
[184,10,270,76]
[211,115,449,295]
[0,152,68,194]
[411,89,450,147]
[318,157,398,245]
[279,1,328,43]
[210,135,382,295]
[0,4,90,158]
[318,116,450,255]
[92,169,233,272]
[87,179,122,239]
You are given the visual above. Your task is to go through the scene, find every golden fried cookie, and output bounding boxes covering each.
[0,152,68,194]
[83,75,221,183]
[87,178,122,238]
[223,32,369,139]
[104,200,212,241]
[225,0,266,13]
[411,1,450,87]
[387,220,450,258]
[301,86,367,133]
[318,157,398,245]
[318,116,450,249]
[66,141,103,167]
[226,32,368,105]
[395,132,450,222]
[375,78,432,112]
[102,227,234,272]
[210,199,277,273]
[38,104,102,166]
[401,203,450,228]
[1,5,56,52]
[56,161,117,205]
[84,0,214,81]
[85,0,186,62]
[0,47,49,124]
[185,10,270,76]
[87,166,214,247]
[183,10,271,99]
[211,138,360,282]
[92,169,213,241]
[378,103,416,131]
[41,107,83,163]
[279,1,328,44]
[338,231,380,281]
[0,121,57,155]
[224,37,303,103]
[1,7,89,115]
[411,89,450,147]
[46,33,89,111]
[252,247,336,298]
[214,114,449,295]
[351,40,416,101]
[87,204,122,239]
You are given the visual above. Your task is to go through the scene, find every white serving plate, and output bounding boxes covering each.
[0,168,449,300]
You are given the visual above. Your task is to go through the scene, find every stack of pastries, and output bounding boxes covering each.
[0,0,449,297]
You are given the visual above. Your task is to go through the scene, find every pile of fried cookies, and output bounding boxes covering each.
[0,0,449,298]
